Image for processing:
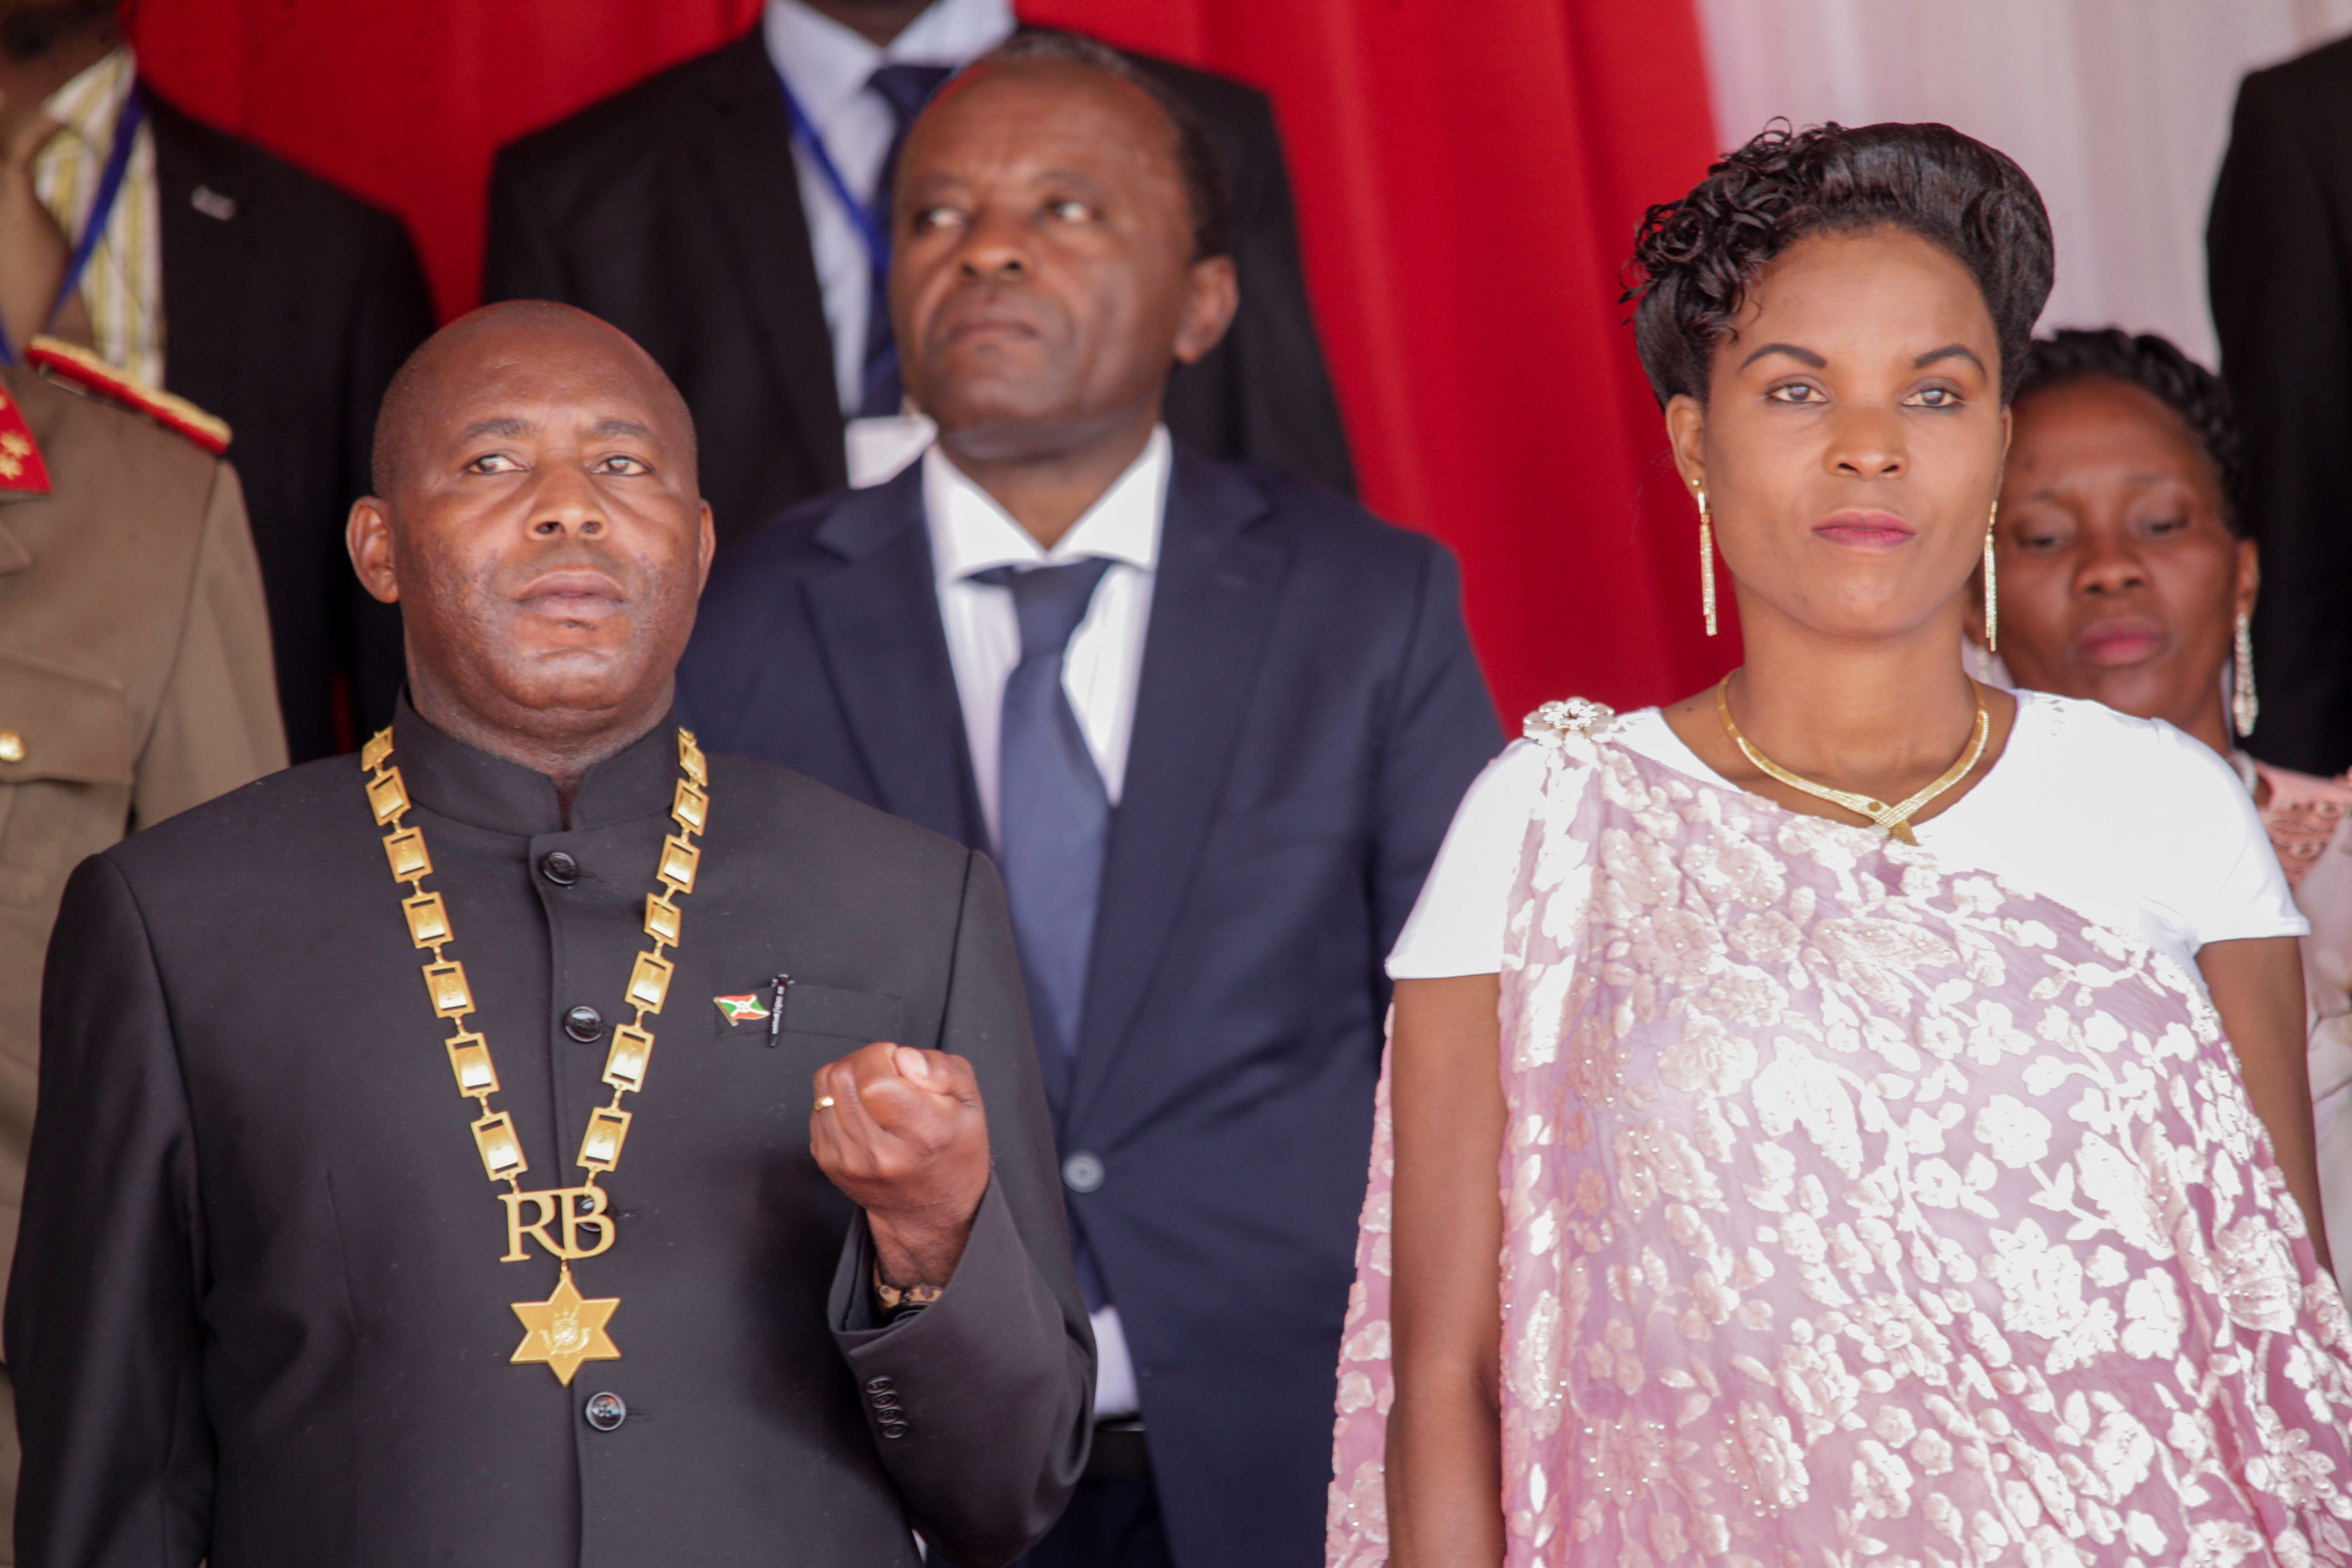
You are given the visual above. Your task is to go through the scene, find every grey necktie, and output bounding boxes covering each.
[974,558,1116,1068]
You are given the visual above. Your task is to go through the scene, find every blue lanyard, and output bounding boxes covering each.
[775,71,889,282]
[0,83,146,366]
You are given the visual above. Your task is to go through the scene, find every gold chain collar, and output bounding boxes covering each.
[361,723,709,1382]
[1714,676,1988,847]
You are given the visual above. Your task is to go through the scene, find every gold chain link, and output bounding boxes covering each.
[360,726,709,1200]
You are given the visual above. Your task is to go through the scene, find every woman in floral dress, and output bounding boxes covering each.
[1982,326,2352,1301]
[1332,122,2351,1568]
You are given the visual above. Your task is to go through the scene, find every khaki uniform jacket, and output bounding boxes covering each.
[0,361,285,1309]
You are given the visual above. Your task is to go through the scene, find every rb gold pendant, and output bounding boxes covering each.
[510,1267,621,1385]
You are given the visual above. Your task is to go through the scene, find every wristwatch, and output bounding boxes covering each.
[873,1262,945,1321]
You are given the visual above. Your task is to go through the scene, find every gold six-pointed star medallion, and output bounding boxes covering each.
[510,1269,620,1385]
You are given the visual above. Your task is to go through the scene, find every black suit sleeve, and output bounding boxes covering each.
[2208,65,2352,775]
[482,144,567,306]
[9,856,213,1568]
[1138,58,1357,498]
[1369,542,1503,961]
[827,851,1090,1568]
[342,215,437,740]
[1214,88,1355,497]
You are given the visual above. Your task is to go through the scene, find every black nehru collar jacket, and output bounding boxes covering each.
[396,686,677,832]
[11,697,1090,1568]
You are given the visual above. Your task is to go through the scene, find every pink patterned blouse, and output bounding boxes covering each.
[2252,760,2352,898]
[1330,699,2352,1567]
[2251,759,2352,1306]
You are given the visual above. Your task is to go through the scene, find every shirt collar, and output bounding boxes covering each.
[924,424,1169,585]
[390,691,686,838]
[763,0,1016,129]
[41,44,136,150]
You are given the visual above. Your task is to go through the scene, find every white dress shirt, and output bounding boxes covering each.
[923,425,1171,1420]
[925,426,1167,848]
[763,0,1016,415]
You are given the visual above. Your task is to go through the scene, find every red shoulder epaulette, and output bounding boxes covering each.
[26,336,232,455]
[0,381,53,497]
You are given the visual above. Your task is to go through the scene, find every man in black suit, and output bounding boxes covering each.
[0,0,434,764]
[10,301,1091,1567]
[483,0,1353,549]
[678,40,1500,1568]
[147,96,434,761]
[2209,35,2352,776]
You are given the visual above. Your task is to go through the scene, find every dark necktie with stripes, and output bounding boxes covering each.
[857,63,954,418]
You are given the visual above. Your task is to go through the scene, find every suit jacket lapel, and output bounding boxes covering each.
[804,465,983,848]
[147,93,251,419]
[1072,456,1284,1125]
[689,34,848,495]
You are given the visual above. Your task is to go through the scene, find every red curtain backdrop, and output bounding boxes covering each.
[131,0,1728,724]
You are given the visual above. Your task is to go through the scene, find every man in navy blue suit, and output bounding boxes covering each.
[680,34,1500,1568]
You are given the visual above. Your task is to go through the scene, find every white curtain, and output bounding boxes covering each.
[1695,0,2352,366]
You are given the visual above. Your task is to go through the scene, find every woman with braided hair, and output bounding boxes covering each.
[1328,123,2352,1568]
[1985,326,2352,1302]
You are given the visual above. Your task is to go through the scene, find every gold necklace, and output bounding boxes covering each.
[1714,675,1988,846]
[361,724,709,1383]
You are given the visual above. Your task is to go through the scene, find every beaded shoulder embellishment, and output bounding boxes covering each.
[1523,696,1617,745]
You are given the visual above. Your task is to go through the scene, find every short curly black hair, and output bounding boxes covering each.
[1628,122,2054,406]
[977,30,1234,263]
[2014,328,2244,537]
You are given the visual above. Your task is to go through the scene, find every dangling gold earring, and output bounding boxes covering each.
[2234,611,2259,738]
[1983,502,1999,654]
[1696,488,1718,637]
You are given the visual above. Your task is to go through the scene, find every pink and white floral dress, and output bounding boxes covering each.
[1330,699,2352,1568]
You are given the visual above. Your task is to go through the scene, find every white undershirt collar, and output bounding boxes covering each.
[924,426,1169,584]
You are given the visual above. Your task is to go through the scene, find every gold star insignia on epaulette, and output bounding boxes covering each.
[0,397,45,495]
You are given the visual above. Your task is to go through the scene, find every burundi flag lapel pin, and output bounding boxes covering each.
[713,994,770,1025]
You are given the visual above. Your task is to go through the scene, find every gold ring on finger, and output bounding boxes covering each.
[815,1095,836,1111]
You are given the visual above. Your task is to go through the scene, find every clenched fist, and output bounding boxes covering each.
[811,1042,990,1290]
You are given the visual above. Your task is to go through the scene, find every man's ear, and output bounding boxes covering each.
[696,500,716,595]
[1172,255,1239,367]
[347,497,400,605]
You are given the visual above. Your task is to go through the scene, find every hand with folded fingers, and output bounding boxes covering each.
[811,1041,990,1294]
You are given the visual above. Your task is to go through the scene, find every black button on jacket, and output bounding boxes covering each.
[11,701,1091,1567]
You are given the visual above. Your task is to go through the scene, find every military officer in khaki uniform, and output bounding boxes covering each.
[0,336,284,1556]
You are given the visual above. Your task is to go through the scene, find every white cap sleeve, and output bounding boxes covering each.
[1994,697,2308,960]
[1386,739,1547,979]
[2151,724,2310,947]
